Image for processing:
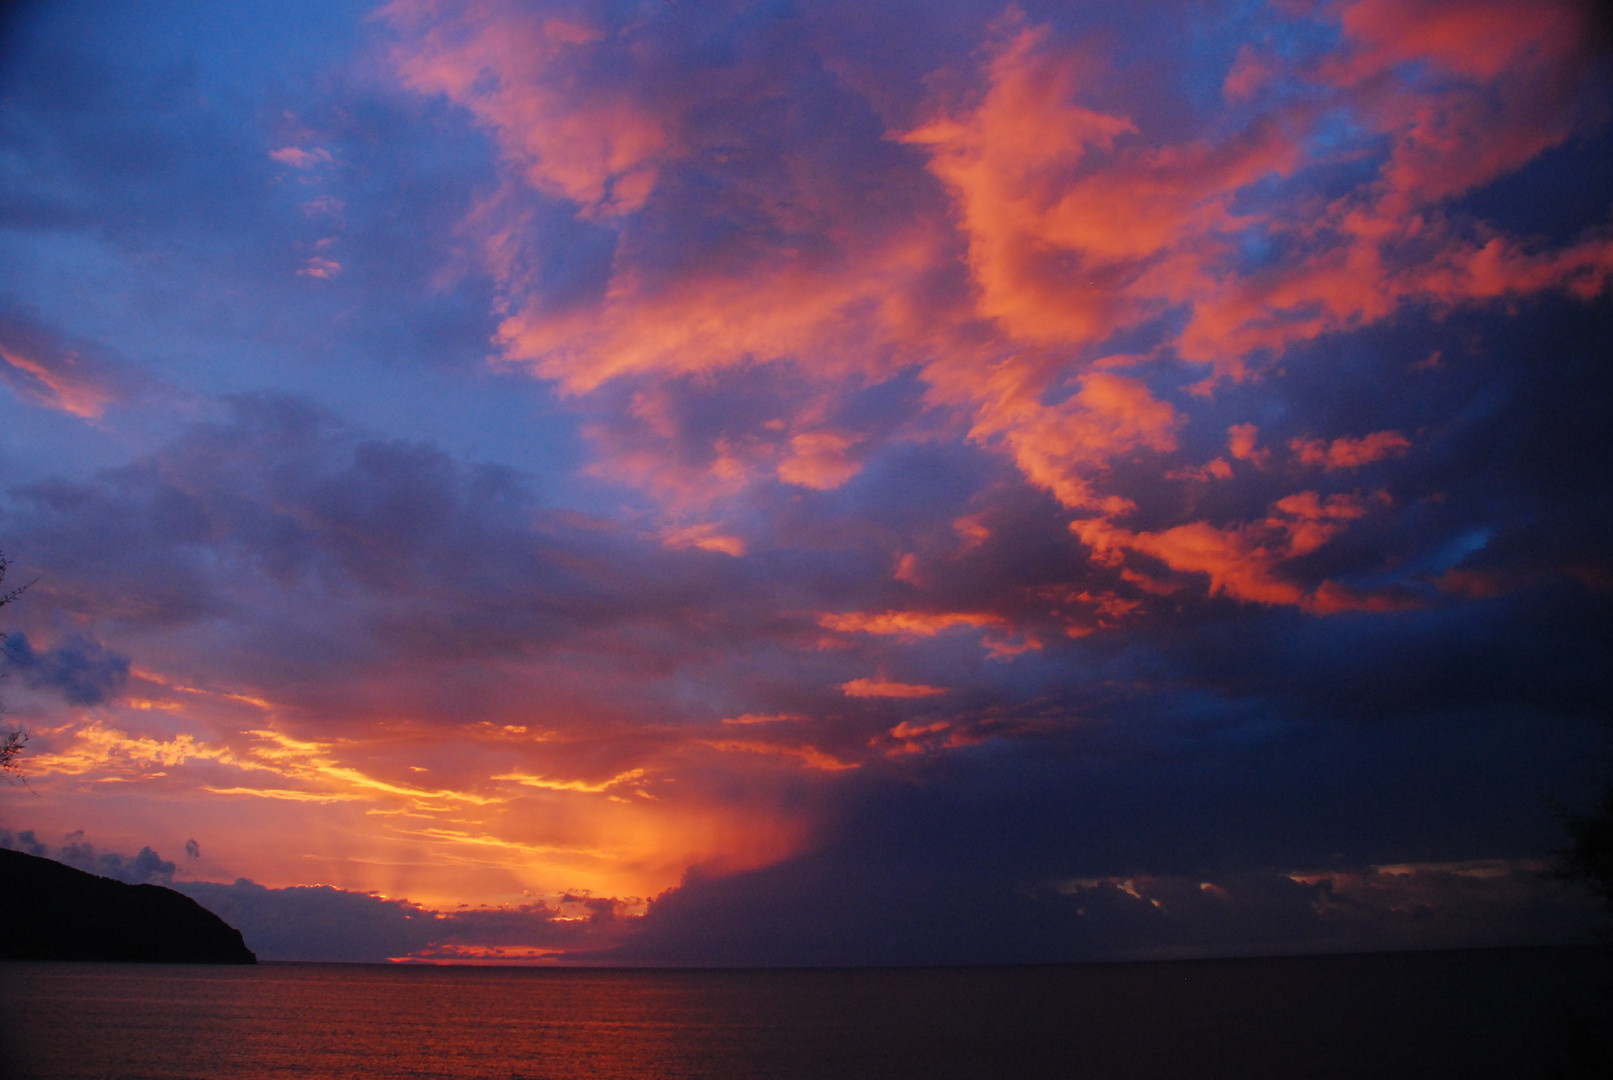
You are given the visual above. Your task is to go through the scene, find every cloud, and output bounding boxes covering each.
[0,831,639,962]
[818,610,1001,638]
[374,0,1613,616]
[383,0,670,218]
[1,0,1610,964]
[176,878,439,962]
[660,523,746,557]
[296,256,342,279]
[0,394,874,897]
[0,829,47,857]
[975,373,1180,515]
[594,770,1598,967]
[172,879,638,963]
[1070,492,1389,610]
[491,768,646,794]
[269,146,334,169]
[5,630,131,705]
[1291,431,1412,469]
[0,307,147,419]
[0,830,176,885]
[1227,424,1268,469]
[841,677,947,699]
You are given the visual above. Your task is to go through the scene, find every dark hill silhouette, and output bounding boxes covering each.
[0,849,256,963]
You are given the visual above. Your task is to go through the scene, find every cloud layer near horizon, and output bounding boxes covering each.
[1,0,1610,963]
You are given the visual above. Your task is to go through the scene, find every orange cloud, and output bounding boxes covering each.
[492,768,647,794]
[1073,491,1376,607]
[1075,515,1304,606]
[1303,580,1422,615]
[1292,431,1411,469]
[1167,457,1233,482]
[841,677,948,699]
[898,19,1142,346]
[720,713,803,726]
[1227,424,1269,468]
[906,0,1611,401]
[1333,0,1586,85]
[492,227,943,397]
[699,740,857,772]
[890,720,949,740]
[818,610,1002,638]
[777,430,863,490]
[381,0,1612,615]
[382,1,668,217]
[975,372,1179,512]
[819,609,1041,660]
[660,523,747,557]
[953,515,991,550]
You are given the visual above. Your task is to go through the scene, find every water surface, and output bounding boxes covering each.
[2,947,1606,1079]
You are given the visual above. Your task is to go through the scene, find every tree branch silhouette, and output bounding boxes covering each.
[0,546,36,779]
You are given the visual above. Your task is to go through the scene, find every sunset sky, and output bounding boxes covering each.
[1,0,1610,964]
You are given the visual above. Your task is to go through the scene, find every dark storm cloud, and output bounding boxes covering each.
[0,830,177,885]
[596,716,1604,966]
[0,829,46,857]
[172,879,635,963]
[607,856,1593,967]
[173,879,442,963]
[4,631,131,706]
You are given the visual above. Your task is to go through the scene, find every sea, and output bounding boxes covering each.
[1,947,1608,1080]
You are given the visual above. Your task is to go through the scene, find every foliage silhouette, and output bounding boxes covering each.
[1546,731,1613,1079]
[0,545,35,777]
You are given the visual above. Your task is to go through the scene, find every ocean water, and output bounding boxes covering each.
[1,947,1607,1080]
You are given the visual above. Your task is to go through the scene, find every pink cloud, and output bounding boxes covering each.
[0,345,116,419]
[269,146,334,169]
[0,313,144,419]
[297,257,342,279]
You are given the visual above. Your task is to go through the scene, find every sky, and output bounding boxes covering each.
[0,0,1610,965]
